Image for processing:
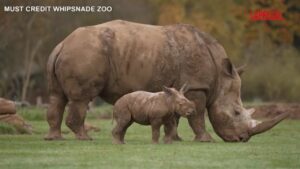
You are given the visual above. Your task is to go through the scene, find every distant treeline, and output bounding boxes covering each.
[0,0,299,103]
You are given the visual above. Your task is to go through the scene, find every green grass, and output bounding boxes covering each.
[16,103,113,121]
[17,107,47,121]
[0,123,17,134]
[0,107,299,169]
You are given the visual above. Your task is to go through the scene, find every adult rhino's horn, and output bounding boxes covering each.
[248,112,289,136]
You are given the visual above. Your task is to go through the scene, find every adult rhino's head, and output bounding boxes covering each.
[208,58,288,142]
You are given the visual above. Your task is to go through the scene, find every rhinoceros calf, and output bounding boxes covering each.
[0,98,16,115]
[0,98,32,134]
[112,85,196,144]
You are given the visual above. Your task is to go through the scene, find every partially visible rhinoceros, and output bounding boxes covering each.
[45,20,288,142]
[0,98,32,134]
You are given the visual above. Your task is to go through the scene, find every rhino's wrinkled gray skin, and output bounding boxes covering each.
[112,85,196,144]
[45,20,288,142]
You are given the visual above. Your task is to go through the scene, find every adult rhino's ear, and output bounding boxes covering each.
[163,86,173,96]
[236,64,247,76]
[222,58,234,78]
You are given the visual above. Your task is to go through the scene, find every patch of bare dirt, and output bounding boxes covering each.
[251,103,300,120]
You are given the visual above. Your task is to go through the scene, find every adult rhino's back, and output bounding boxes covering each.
[49,20,218,103]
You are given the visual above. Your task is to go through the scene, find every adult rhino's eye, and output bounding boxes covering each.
[235,111,241,116]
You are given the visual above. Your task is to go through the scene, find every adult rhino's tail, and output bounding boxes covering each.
[47,43,64,94]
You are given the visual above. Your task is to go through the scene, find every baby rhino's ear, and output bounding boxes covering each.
[163,86,173,96]
[179,83,189,94]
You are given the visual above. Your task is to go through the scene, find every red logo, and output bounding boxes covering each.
[249,9,285,21]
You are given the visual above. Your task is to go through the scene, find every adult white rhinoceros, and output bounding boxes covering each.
[45,20,288,142]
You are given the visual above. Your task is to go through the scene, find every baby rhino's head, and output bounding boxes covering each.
[163,84,196,117]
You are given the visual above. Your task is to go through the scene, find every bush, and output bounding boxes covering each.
[15,104,112,121]
[17,107,46,121]
[241,40,300,102]
[87,103,113,119]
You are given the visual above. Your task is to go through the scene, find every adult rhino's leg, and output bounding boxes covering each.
[66,100,91,140]
[186,91,214,142]
[45,94,67,140]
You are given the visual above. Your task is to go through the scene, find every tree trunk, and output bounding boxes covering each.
[21,39,43,102]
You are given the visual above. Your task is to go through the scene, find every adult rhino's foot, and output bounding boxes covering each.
[75,132,92,140]
[194,132,214,142]
[44,132,64,141]
[152,140,159,144]
[172,134,183,141]
[112,139,124,145]
[164,136,173,144]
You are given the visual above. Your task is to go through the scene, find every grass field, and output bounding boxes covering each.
[0,107,299,169]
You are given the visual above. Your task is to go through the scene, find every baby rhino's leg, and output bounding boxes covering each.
[120,120,133,143]
[163,117,177,144]
[112,110,132,144]
[151,119,162,144]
